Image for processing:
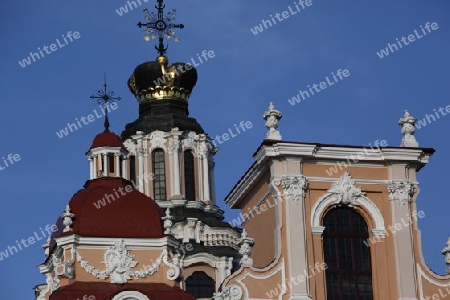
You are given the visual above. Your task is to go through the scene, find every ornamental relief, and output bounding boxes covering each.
[214,285,243,300]
[272,175,308,202]
[387,181,415,205]
[76,239,180,283]
[328,172,364,207]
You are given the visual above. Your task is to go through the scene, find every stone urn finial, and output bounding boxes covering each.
[61,205,75,232]
[398,110,419,147]
[263,102,282,141]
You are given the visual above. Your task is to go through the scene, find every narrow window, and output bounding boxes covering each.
[184,150,196,201]
[323,207,373,300]
[186,271,215,298]
[152,149,166,200]
[108,155,115,174]
[129,155,136,183]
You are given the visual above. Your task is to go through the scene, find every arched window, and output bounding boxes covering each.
[186,271,215,298]
[323,207,373,300]
[152,149,166,200]
[129,155,136,183]
[109,155,115,174]
[184,150,196,201]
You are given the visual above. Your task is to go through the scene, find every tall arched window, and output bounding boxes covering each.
[152,149,166,200]
[186,271,215,298]
[184,150,196,201]
[108,155,115,174]
[323,207,373,300]
[129,155,136,183]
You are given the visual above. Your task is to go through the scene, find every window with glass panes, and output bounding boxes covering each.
[152,149,166,200]
[186,271,215,298]
[323,207,373,300]
[184,150,196,201]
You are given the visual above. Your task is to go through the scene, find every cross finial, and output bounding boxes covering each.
[90,75,121,132]
[137,0,184,56]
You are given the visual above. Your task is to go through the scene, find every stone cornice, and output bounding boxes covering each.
[255,142,433,165]
[55,235,179,249]
[224,162,266,208]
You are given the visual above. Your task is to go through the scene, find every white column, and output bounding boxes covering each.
[138,151,144,193]
[89,157,94,179]
[122,157,127,180]
[143,151,149,195]
[103,154,108,177]
[93,155,98,179]
[173,147,181,196]
[209,159,216,204]
[115,154,120,177]
[202,153,210,201]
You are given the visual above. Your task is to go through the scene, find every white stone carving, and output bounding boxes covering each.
[111,291,150,300]
[217,257,233,285]
[104,239,138,283]
[387,181,415,205]
[182,131,197,150]
[196,134,209,159]
[52,247,75,279]
[47,273,60,292]
[442,238,450,275]
[399,110,419,147]
[167,136,180,154]
[238,228,255,266]
[61,205,75,232]
[328,172,364,207]
[311,189,386,237]
[263,102,282,140]
[164,251,181,280]
[149,130,166,151]
[42,237,51,257]
[273,175,308,202]
[214,285,243,300]
[162,208,173,234]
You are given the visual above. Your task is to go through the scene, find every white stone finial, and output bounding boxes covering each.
[442,237,450,274]
[263,102,282,141]
[162,208,173,234]
[398,110,419,147]
[238,228,255,266]
[61,205,75,232]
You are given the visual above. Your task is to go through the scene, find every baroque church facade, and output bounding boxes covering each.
[34,1,450,299]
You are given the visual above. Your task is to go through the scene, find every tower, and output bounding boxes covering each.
[35,1,244,299]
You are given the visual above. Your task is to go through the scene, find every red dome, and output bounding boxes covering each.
[90,130,125,149]
[56,177,165,239]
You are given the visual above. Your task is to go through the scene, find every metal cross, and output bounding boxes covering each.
[137,0,184,56]
[90,76,121,132]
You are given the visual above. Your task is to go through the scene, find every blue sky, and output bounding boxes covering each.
[1,0,449,298]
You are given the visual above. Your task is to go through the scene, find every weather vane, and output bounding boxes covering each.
[137,0,184,56]
[90,75,121,132]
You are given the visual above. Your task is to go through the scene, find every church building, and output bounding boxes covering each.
[34,1,450,299]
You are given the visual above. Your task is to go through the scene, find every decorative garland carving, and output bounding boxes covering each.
[76,240,166,283]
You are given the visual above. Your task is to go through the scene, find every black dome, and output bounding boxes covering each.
[128,60,197,98]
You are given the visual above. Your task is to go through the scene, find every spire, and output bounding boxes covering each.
[263,102,282,140]
[137,0,184,57]
[90,75,121,132]
[398,110,418,147]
